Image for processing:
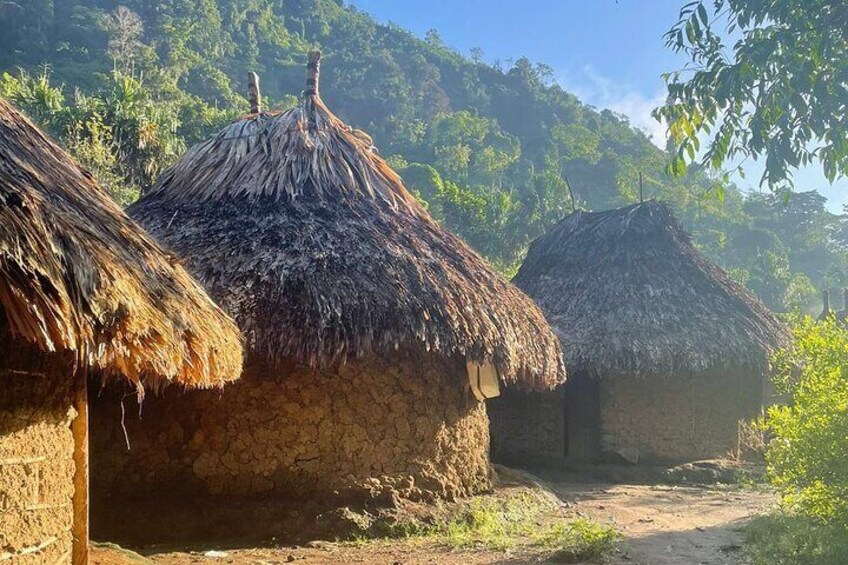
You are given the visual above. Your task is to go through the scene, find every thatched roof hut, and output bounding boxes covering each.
[515,201,788,377]
[0,97,243,562]
[129,52,562,390]
[90,53,563,537]
[0,98,243,389]
[492,201,789,463]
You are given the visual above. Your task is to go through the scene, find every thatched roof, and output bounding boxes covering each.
[513,202,789,378]
[0,97,243,390]
[128,52,564,391]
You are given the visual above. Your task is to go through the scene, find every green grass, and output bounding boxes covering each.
[350,489,621,561]
[534,519,622,562]
[744,512,848,565]
[438,494,544,550]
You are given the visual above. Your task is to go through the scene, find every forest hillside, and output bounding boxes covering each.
[1,0,845,311]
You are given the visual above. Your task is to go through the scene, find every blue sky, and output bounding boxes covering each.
[350,0,848,212]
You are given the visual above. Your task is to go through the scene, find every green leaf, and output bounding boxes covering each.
[697,3,708,26]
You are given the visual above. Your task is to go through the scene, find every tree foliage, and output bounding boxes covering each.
[767,316,848,525]
[1,0,847,308]
[656,0,848,188]
[0,68,186,204]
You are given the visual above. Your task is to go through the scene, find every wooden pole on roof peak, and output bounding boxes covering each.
[247,72,261,114]
[563,172,577,213]
[821,288,831,320]
[306,50,321,98]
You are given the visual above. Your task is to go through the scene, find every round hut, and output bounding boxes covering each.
[491,201,789,464]
[90,52,564,524]
[0,98,243,563]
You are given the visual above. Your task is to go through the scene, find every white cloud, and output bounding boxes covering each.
[559,65,668,148]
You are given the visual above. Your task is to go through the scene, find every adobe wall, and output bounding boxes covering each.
[90,352,491,507]
[0,370,75,564]
[489,371,763,465]
[488,387,565,464]
[600,371,763,462]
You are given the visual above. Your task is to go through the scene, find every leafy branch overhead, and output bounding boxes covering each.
[655,0,848,188]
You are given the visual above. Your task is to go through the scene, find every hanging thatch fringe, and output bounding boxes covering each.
[130,52,565,391]
[0,97,243,390]
[514,202,790,378]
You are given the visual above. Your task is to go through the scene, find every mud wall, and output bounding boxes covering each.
[489,371,763,465]
[91,352,491,506]
[488,387,565,464]
[0,369,75,564]
[600,371,763,462]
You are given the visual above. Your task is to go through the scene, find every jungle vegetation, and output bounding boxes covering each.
[1,0,846,312]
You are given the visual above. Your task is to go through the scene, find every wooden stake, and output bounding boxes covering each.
[306,50,321,97]
[248,72,261,114]
[821,288,831,319]
[639,171,644,203]
[563,172,577,213]
[71,368,89,565]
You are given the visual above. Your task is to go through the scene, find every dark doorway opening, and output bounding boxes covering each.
[564,375,601,460]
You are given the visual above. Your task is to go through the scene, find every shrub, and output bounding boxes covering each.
[745,513,848,565]
[766,316,848,524]
[748,316,848,563]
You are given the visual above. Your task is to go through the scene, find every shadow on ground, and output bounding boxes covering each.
[91,462,775,565]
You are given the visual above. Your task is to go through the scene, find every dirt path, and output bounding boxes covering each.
[550,482,774,564]
[91,476,775,565]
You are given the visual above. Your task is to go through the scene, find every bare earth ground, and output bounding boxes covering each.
[558,482,773,565]
[91,467,775,565]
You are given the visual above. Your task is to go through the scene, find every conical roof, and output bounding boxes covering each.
[513,201,789,378]
[129,52,564,390]
[0,97,243,390]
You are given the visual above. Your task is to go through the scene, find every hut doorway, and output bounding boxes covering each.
[564,375,600,460]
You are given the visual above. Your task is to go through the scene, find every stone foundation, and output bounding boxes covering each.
[0,370,75,564]
[91,352,490,510]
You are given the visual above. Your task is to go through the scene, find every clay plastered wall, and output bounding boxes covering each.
[488,388,565,463]
[1,371,75,564]
[600,371,763,462]
[91,353,490,504]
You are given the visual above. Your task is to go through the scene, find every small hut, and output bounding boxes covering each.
[90,51,564,522]
[0,98,243,563]
[491,202,789,464]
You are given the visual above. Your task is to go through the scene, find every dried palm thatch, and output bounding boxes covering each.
[0,97,243,391]
[129,51,564,391]
[513,202,789,378]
